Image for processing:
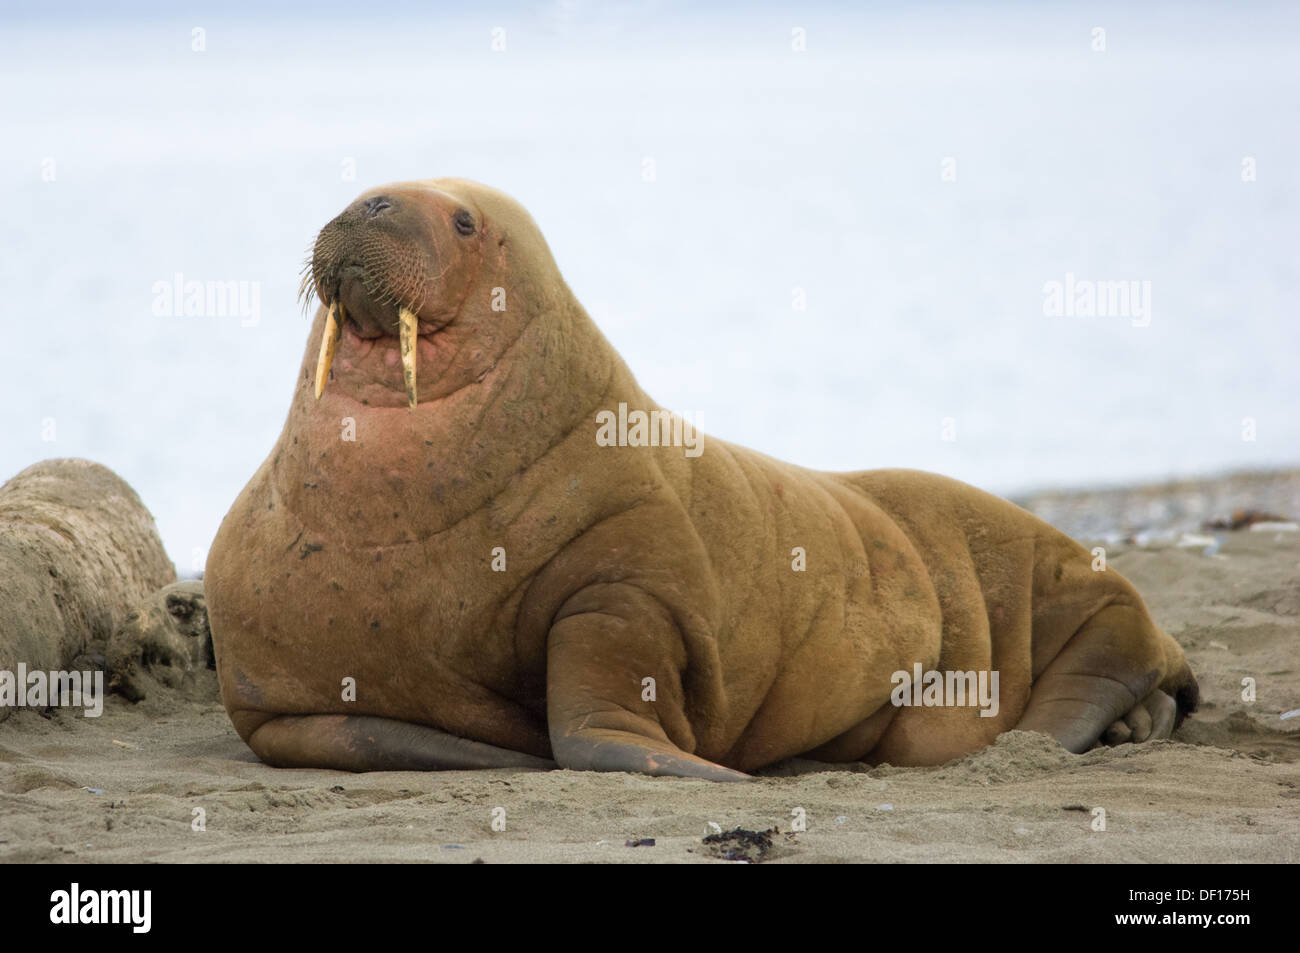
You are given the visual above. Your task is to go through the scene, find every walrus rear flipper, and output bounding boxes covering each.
[1015,602,1184,752]
[1098,627,1200,745]
[246,714,555,772]
[1158,627,1200,729]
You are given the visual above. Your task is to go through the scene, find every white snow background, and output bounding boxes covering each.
[1,0,1297,570]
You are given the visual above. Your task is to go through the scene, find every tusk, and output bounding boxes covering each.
[399,307,419,409]
[314,302,343,399]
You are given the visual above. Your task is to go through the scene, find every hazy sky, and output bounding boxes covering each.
[3,1,1297,567]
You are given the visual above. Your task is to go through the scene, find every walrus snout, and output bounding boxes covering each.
[308,194,435,396]
[304,182,488,409]
[309,194,431,314]
[334,263,400,339]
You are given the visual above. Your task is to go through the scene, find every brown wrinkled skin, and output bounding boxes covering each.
[206,179,1197,780]
[0,459,176,719]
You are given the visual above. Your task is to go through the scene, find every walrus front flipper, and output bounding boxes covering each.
[549,724,752,782]
[246,714,555,772]
[546,598,752,782]
[1015,602,1191,752]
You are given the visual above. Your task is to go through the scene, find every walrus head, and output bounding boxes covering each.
[303,179,556,410]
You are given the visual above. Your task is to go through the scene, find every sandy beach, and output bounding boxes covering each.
[2,476,1296,864]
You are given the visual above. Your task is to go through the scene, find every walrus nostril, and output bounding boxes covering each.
[363,196,393,218]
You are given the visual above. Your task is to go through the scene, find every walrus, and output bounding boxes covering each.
[0,459,176,720]
[107,580,213,703]
[205,178,1198,780]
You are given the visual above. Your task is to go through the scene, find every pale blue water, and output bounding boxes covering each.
[2,1,1297,569]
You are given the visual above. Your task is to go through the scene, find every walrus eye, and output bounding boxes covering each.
[453,209,476,236]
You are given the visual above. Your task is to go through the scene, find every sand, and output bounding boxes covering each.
[2,523,1297,863]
